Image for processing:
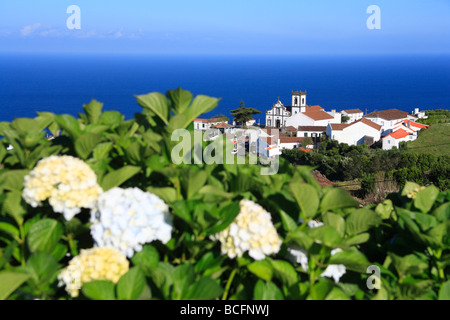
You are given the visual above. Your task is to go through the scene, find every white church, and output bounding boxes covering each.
[265,91,341,129]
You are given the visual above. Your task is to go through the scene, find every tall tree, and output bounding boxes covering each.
[230,100,261,128]
[210,114,229,122]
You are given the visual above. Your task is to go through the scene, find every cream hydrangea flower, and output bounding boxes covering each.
[210,199,282,261]
[22,155,103,220]
[287,220,346,283]
[90,187,173,258]
[58,247,129,298]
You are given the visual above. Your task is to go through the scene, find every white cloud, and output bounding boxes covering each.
[20,23,42,36]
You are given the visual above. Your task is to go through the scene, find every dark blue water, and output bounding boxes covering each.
[1,53,449,124]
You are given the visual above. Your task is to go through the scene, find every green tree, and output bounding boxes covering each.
[230,101,261,128]
[210,114,229,122]
[341,115,350,123]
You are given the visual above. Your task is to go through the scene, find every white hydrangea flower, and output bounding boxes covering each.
[58,247,129,298]
[90,187,172,258]
[210,199,282,261]
[287,221,346,283]
[22,155,103,220]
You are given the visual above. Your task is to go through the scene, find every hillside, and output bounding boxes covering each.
[405,123,450,156]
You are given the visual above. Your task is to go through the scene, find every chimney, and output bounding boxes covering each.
[407,120,411,129]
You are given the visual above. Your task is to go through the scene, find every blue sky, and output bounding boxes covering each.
[0,0,449,54]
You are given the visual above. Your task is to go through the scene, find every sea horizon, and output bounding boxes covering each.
[1,52,449,124]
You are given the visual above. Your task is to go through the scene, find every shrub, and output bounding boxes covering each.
[0,88,448,300]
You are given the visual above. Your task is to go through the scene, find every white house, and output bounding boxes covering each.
[382,128,417,150]
[194,118,228,131]
[327,118,382,146]
[341,109,364,123]
[364,109,418,137]
[296,126,327,138]
[412,108,428,119]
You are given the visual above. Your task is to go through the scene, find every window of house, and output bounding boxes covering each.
[304,133,308,137]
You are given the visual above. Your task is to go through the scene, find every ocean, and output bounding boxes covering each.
[0,53,449,124]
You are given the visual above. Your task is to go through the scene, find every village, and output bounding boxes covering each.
[193,90,430,158]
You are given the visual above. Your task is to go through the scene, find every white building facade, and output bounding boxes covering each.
[327,118,382,146]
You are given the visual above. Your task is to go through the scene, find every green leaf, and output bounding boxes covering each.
[82,99,103,124]
[116,267,146,300]
[433,203,450,222]
[309,279,334,300]
[55,114,82,140]
[82,280,116,300]
[184,277,223,300]
[131,245,160,273]
[439,281,450,300]
[93,142,113,160]
[100,165,141,191]
[147,187,177,204]
[414,185,439,213]
[270,259,298,287]
[2,190,27,225]
[248,259,273,282]
[100,111,123,126]
[320,188,358,213]
[135,92,169,125]
[26,252,60,289]
[389,253,428,277]
[205,201,240,236]
[0,169,29,192]
[344,233,370,246]
[288,182,319,219]
[27,219,64,253]
[75,133,103,160]
[306,225,343,247]
[184,95,221,127]
[325,287,351,300]
[279,210,298,233]
[345,208,382,236]
[375,199,394,220]
[0,271,31,300]
[323,212,346,237]
[166,87,193,114]
[253,280,283,300]
[328,248,369,273]
[0,222,20,240]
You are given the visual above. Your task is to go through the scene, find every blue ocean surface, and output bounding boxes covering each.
[0,53,449,124]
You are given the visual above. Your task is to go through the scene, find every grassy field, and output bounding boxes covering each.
[405,123,450,156]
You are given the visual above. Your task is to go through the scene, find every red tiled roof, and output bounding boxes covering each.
[303,111,334,121]
[383,128,411,139]
[279,136,306,143]
[329,123,351,131]
[285,126,297,132]
[343,109,363,114]
[357,118,382,131]
[396,120,429,129]
[365,109,417,121]
[306,105,324,112]
[297,126,327,132]
[330,118,381,131]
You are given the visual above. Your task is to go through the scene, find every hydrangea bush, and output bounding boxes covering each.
[0,88,448,300]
